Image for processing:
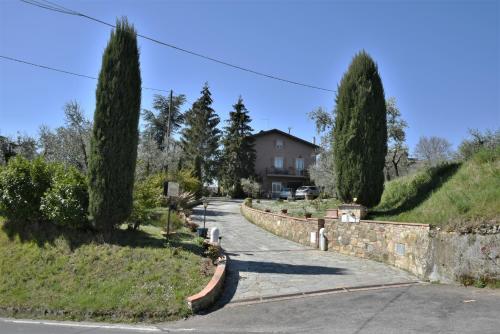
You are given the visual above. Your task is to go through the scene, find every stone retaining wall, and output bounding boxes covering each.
[241,204,499,283]
[241,204,430,278]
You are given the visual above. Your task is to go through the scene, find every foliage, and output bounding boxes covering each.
[252,198,340,219]
[244,197,253,208]
[414,136,453,166]
[142,93,186,152]
[0,133,37,165]
[385,97,409,180]
[220,97,256,198]
[0,223,211,322]
[205,244,221,264]
[169,168,202,194]
[0,157,53,224]
[40,165,89,228]
[127,173,165,230]
[333,51,387,207]
[88,18,142,230]
[241,178,261,198]
[457,128,499,161]
[371,147,499,229]
[38,101,91,172]
[180,83,221,187]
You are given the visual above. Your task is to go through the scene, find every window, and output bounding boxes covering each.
[276,139,283,149]
[295,158,304,173]
[272,182,282,193]
[274,157,284,169]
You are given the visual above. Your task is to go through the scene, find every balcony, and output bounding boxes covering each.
[265,167,309,178]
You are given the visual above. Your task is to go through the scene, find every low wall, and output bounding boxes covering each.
[186,255,227,312]
[241,204,499,283]
[241,204,429,278]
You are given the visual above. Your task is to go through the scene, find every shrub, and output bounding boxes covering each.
[0,157,53,224]
[205,244,221,264]
[40,166,89,228]
[127,174,164,229]
[244,197,252,207]
[168,168,202,194]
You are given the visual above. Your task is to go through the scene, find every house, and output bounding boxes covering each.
[252,129,319,198]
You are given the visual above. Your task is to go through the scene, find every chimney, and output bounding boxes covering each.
[288,127,292,134]
[313,136,316,145]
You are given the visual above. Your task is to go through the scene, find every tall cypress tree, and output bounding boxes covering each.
[221,97,256,198]
[333,51,387,207]
[180,83,221,188]
[88,18,141,229]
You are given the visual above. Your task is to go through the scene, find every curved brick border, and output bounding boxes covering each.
[186,255,228,313]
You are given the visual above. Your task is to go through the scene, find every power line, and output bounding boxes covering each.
[19,0,336,93]
[0,55,170,93]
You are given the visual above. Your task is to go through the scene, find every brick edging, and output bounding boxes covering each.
[186,254,228,313]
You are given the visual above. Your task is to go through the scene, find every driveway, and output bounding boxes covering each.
[191,199,418,304]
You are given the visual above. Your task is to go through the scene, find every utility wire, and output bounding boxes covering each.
[19,0,336,93]
[0,55,170,93]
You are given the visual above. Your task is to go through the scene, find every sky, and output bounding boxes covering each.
[0,0,499,154]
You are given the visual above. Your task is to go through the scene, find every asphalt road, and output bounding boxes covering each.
[2,284,500,333]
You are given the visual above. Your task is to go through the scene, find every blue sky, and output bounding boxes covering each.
[1,0,498,154]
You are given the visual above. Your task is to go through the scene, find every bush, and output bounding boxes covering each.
[244,197,252,207]
[205,244,221,264]
[40,166,89,228]
[0,157,53,224]
[128,174,164,229]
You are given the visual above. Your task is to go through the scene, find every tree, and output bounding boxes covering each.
[457,128,500,161]
[308,107,336,197]
[180,83,221,187]
[385,97,409,180]
[39,101,91,171]
[333,51,387,207]
[220,97,256,198]
[142,92,186,152]
[88,18,142,230]
[414,136,452,166]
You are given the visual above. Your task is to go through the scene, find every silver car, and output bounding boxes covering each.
[279,188,293,199]
[295,186,320,199]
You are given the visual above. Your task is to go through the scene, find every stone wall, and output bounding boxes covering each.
[241,204,430,278]
[241,205,318,246]
[323,219,430,277]
[427,231,500,283]
[241,203,499,283]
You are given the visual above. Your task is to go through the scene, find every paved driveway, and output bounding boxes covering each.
[192,199,418,304]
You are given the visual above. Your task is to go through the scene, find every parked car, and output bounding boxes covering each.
[279,188,294,199]
[295,186,320,199]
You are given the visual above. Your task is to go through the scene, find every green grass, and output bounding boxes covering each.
[253,198,340,218]
[370,148,500,229]
[0,213,213,322]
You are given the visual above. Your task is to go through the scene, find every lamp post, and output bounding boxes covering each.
[203,200,209,229]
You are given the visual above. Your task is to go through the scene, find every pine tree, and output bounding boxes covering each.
[180,83,221,188]
[88,18,141,229]
[333,51,387,207]
[221,97,256,198]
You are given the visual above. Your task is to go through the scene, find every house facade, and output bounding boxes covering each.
[252,129,319,198]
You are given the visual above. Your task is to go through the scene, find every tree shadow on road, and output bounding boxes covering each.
[230,259,347,275]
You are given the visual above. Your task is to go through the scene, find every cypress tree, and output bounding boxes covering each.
[221,97,256,198]
[333,51,387,207]
[88,18,142,229]
[180,83,221,188]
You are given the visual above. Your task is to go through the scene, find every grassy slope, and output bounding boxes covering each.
[370,149,500,229]
[0,217,212,322]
